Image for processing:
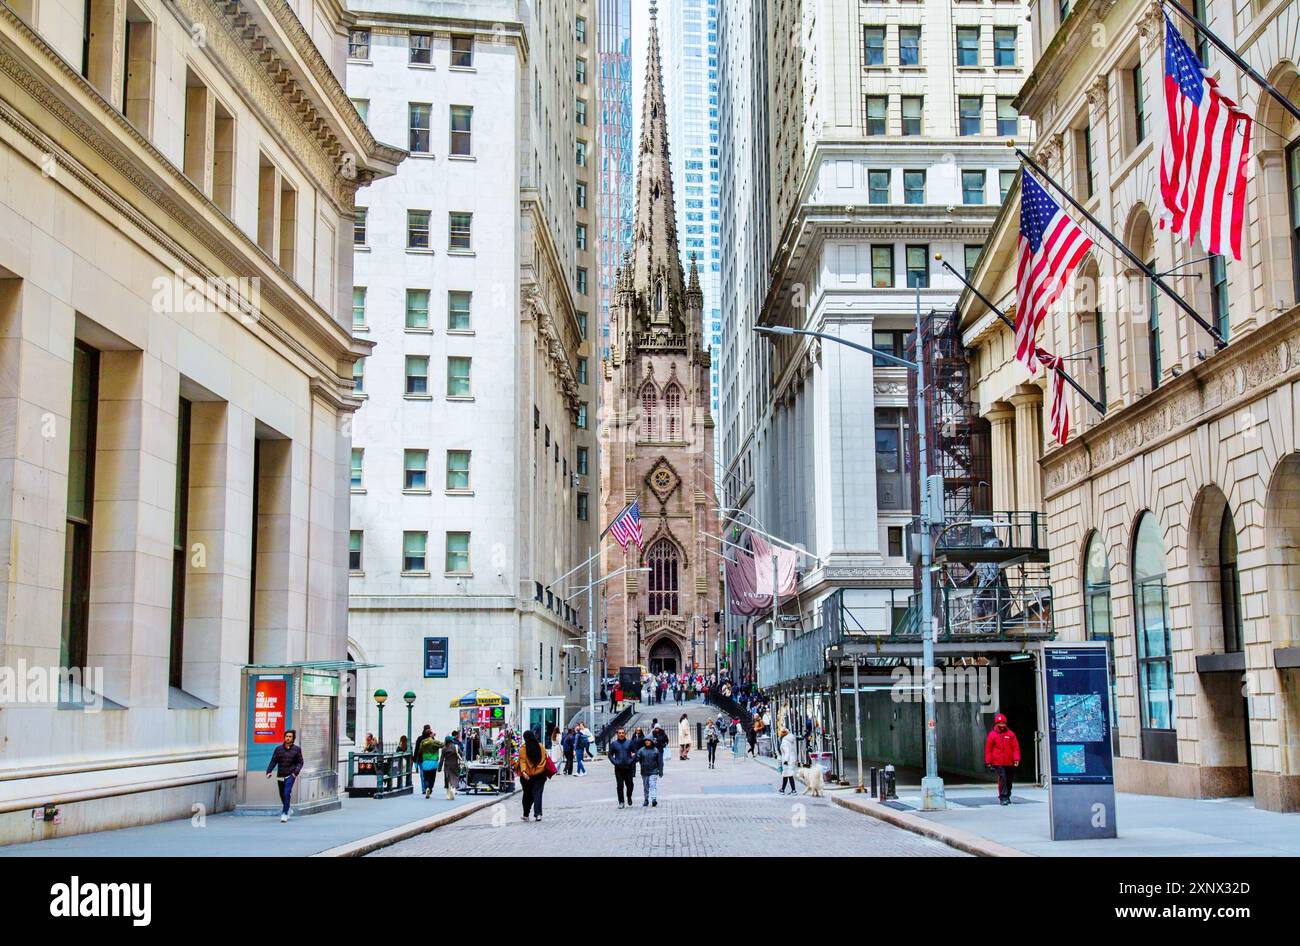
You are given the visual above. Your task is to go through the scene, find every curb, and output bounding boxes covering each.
[832,794,1031,858]
[312,792,513,857]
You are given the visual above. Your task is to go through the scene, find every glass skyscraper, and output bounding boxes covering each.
[597,0,634,360]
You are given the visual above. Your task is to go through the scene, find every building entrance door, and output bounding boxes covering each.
[649,639,681,675]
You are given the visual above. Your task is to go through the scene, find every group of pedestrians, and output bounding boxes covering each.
[639,671,717,706]
[546,722,594,777]
[605,718,672,808]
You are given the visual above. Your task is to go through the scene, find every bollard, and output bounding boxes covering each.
[883,764,897,799]
[869,766,878,797]
[696,721,703,750]
[877,770,887,803]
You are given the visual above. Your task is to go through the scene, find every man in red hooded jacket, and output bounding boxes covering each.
[984,712,1020,805]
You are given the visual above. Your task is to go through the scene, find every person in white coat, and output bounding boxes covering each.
[677,714,693,760]
[778,727,798,794]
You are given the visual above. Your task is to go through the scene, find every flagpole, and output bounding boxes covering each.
[598,501,633,541]
[1013,148,1227,349]
[1162,0,1300,123]
[938,257,1107,415]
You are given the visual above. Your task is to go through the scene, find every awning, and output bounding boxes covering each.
[449,688,511,708]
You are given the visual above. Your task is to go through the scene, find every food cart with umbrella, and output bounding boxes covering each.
[450,688,515,794]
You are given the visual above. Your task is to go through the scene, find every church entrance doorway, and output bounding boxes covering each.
[649,638,682,675]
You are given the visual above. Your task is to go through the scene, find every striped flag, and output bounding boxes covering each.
[1036,350,1071,445]
[607,499,644,552]
[1158,14,1251,261]
[1016,171,1094,374]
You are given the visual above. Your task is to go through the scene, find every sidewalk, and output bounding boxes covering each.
[0,786,508,858]
[834,781,1300,856]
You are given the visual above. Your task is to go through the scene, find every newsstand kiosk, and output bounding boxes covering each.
[235,662,348,816]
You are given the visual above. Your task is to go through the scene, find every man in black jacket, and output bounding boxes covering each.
[652,724,670,770]
[607,728,638,809]
[635,737,663,808]
[265,730,304,822]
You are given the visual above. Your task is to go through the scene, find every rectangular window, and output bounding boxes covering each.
[408,103,431,153]
[352,358,364,394]
[448,291,472,331]
[959,96,982,136]
[577,140,588,166]
[121,8,154,130]
[576,224,588,250]
[578,402,589,430]
[996,98,1019,136]
[451,35,474,67]
[1132,63,1147,144]
[212,100,233,214]
[864,96,887,135]
[962,169,985,204]
[577,268,589,294]
[901,96,923,136]
[899,26,921,66]
[577,445,589,476]
[409,32,432,65]
[354,207,367,245]
[407,210,431,249]
[277,177,296,275]
[348,28,370,59]
[449,212,472,251]
[875,407,911,510]
[1209,255,1229,341]
[863,26,885,66]
[868,169,890,204]
[873,329,904,359]
[956,27,980,67]
[447,356,472,397]
[183,68,210,189]
[576,57,587,83]
[577,357,589,384]
[349,531,362,572]
[169,397,192,689]
[577,312,588,339]
[405,289,430,329]
[61,342,99,673]
[871,245,894,287]
[404,449,428,491]
[445,532,471,574]
[999,169,1016,202]
[406,355,429,396]
[993,27,1016,67]
[1193,0,1210,62]
[350,448,363,489]
[577,182,587,209]
[906,245,930,288]
[352,98,369,124]
[1147,264,1161,388]
[576,97,588,126]
[450,105,473,156]
[964,244,983,274]
[352,287,366,327]
[888,527,904,558]
[446,450,471,491]
[577,493,589,521]
[575,17,586,43]
[903,170,925,204]
[403,531,428,573]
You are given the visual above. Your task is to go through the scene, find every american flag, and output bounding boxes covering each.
[1036,350,1071,445]
[1016,171,1094,374]
[1159,17,1251,261]
[607,500,644,552]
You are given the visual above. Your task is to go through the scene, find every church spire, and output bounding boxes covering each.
[628,2,684,314]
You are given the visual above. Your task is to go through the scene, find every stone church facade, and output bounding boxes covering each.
[601,9,720,676]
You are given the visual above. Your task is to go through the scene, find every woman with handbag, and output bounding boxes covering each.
[413,726,441,798]
[515,729,552,822]
[439,733,462,800]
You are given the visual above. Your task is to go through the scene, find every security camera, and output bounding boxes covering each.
[945,205,956,214]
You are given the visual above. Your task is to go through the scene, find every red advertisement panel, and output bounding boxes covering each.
[253,678,287,743]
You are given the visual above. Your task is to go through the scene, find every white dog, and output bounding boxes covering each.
[798,764,824,797]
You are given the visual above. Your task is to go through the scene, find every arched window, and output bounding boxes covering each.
[1125,207,1160,392]
[1219,506,1242,653]
[1133,512,1176,761]
[654,279,663,312]
[646,539,680,616]
[663,383,682,439]
[1083,532,1119,754]
[640,383,658,440]
[1074,256,1105,407]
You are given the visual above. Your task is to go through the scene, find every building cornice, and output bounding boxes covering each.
[1016,0,1125,118]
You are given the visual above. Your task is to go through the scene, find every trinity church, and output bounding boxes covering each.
[601,7,720,676]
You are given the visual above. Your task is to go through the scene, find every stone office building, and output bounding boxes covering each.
[0,0,399,843]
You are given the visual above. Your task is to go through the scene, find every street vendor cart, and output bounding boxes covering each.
[449,688,515,794]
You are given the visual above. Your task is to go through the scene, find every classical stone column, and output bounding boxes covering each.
[987,403,1017,512]
[1010,387,1045,512]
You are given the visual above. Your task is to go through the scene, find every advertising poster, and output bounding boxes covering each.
[253,677,287,743]
[424,637,449,678]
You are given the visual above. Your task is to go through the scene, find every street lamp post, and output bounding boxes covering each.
[754,285,946,810]
[374,689,388,751]
[403,690,416,748]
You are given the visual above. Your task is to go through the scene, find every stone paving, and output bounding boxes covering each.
[372,744,967,857]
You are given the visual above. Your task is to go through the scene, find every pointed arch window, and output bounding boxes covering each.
[655,280,663,312]
[640,383,659,439]
[646,538,680,616]
[664,383,683,439]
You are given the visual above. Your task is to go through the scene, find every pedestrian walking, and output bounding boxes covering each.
[984,712,1021,805]
[677,713,692,760]
[611,683,621,713]
[562,727,576,776]
[515,729,554,821]
[636,736,662,807]
[574,724,590,776]
[652,723,669,769]
[439,732,462,800]
[705,721,719,769]
[746,724,757,757]
[777,727,798,794]
[264,729,304,822]
[607,727,638,809]
[413,725,441,798]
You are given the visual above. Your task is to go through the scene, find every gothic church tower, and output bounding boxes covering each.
[602,3,720,676]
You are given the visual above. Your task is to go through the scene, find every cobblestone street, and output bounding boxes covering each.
[372,747,966,857]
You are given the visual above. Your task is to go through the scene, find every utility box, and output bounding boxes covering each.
[235,663,345,816]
